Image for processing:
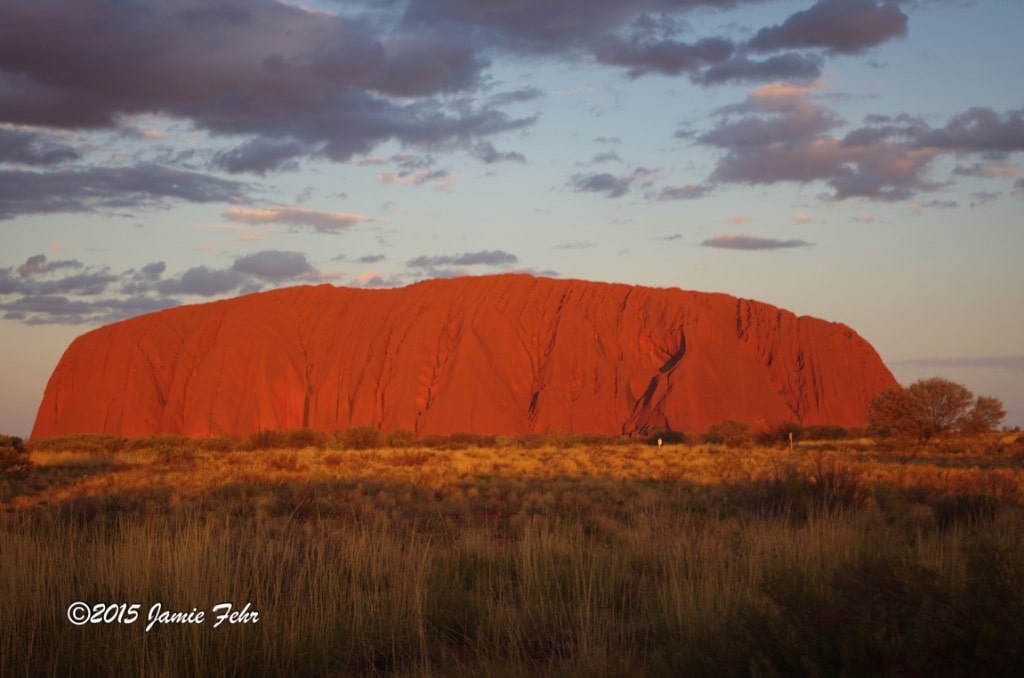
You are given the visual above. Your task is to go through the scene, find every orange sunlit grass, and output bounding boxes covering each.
[3,433,1024,675]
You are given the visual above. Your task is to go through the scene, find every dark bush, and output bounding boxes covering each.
[803,424,849,441]
[0,434,32,477]
[420,432,497,449]
[245,428,328,450]
[27,434,126,455]
[385,428,417,448]
[197,436,238,452]
[754,421,803,447]
[703,419,751,447]
[646,429,687,445]
[724,454,864,521]
[339,425,383,450]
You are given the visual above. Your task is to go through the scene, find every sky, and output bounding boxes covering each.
[1,0,1022,437]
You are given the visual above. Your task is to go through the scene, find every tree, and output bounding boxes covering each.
[961,396,1007,435]
[869,377,1006,440]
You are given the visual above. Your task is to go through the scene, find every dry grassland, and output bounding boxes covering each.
[3,435,1024,676]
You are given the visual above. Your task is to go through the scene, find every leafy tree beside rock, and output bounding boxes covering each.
[869,377,1005,440]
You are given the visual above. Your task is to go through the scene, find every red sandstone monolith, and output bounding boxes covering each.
[32,274,896,438]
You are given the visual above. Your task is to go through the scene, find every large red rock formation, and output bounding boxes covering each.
[32,275,895,438]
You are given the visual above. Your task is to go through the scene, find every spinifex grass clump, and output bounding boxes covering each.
[2,437,1023,675]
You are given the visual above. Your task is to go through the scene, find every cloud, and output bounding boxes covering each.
[156,266,246,297]
[1,294,178,326]
[0,126,79,166]
[915,107,1024,153]
[223,206,366,233]
[969,191,1001,208]
[701,234,812,250]
[472,141,526,164]
[1,250,323,324]
[212,139,305,175]
[593,35,733,78]
[697,52,824,85]
[0,0,889,184]
[591,150,621,164]
[232,250,314,281]
[693,83,1024,202]
[649,183,711,201]
[569,167,657,198]
[1,255,116,296]
[953,161,1019,179]
[0,165,249,219]
[749,0,908,54]
[407,250,519,268]
[0,0,533,166]
[375,169,459,191]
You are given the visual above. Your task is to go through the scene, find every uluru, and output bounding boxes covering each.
[32,274,896,439]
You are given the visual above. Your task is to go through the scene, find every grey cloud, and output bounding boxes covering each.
[0,165,248,219]
[749,0,908,54]
[2,294,178,325]
[487,87,545,107]
[1,250,323,325]
[156,266,246,298]
[232,250,314,280]
[915,108,1024,153]
[697,52,824,85]
[0,0,903,192]
[2,255,115,296]
[593,36,733,78]
[569,167,656,198]
[139,262,166,280]
[358,254,386,264]
[120,261,167,294]
[472,141,526,164]
[407,250,518,268]
[569,172,629,198]
[212,138,305,175]
[649,183,711,201]
[701,234,812,250]
[969,191,1000,208]
[0,0,532,166]
[952,161,1019,178]
[17,254,82,277]
[694,83,994,201]
[591,151,621,163]
[373,30,487,97]
[0,127,79,165]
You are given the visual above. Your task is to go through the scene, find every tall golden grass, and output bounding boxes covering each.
[2,434,1023,675]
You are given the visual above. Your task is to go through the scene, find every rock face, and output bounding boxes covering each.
[32,275,896,438]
